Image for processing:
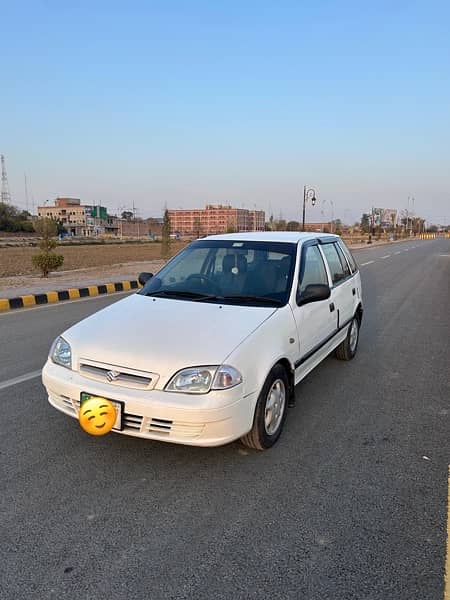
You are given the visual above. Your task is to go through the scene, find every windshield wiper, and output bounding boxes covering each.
[212,294,283,306]
[145,290,283,306]
[144,289,216,301]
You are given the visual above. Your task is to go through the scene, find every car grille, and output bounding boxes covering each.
[78,359,158,390]
[55,395,204,440]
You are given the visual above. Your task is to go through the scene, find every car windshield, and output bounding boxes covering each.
[139,240,297,306]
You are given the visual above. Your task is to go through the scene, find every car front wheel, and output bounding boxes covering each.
[240,364,288,450]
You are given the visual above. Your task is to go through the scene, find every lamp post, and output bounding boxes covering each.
[302,186,317,231]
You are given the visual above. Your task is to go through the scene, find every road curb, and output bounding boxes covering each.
[0,280,142,312]
[348,236,439,250]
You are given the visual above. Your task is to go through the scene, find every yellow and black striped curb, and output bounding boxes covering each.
[0,280,142,312]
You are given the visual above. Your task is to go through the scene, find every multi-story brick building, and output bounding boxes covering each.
[168,204,265,237]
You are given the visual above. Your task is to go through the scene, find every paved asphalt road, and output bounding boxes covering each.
[1,239,449,600]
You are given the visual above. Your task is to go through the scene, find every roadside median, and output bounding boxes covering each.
[0,279,142,312]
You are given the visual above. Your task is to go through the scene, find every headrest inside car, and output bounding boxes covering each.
[222,254,247,274]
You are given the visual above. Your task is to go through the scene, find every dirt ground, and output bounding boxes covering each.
[0,260,169,295]
[0,241,186,278]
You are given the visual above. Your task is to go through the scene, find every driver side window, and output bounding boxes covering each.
[298,245,329,295]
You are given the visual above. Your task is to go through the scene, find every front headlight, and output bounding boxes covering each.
[165,365,242,394]
[50,336,72,369]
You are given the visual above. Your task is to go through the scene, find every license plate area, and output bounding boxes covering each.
[80,392,124,431]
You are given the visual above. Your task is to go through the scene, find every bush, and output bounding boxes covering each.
[32,217,64,277]
[31,253,64,277]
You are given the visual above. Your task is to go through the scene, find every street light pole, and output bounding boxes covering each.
[302,186,317,231]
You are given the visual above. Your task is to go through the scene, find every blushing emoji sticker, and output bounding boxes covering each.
[79,397,116,435]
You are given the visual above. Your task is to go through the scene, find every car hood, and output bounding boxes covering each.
[63,293,277,385]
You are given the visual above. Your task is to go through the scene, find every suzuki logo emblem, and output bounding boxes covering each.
[106,370,121,382]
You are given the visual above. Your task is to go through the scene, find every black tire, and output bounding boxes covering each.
[335,316,359,361]
[240,364,289,451]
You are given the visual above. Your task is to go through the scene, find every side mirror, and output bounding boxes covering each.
[297,283,330,306]
[138,272,153,286]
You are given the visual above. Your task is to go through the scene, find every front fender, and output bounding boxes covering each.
[224,306,298,404]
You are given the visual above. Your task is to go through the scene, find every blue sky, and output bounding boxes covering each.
[2,0,449,224]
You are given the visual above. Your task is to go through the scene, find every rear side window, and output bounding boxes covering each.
[320,243,348,285]
[338,240,358,273]
[298,245,329,294]
[334,243,351,278]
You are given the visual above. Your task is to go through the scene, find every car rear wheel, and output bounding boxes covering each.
[240,364,288,450]
[335,316,359,361]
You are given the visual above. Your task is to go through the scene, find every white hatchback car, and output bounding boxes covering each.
[42,232,363,450]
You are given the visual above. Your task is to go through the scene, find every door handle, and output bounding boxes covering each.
[352,288,356,296]
[329,302,335,312]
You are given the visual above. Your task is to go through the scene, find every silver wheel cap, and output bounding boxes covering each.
[349,319,358,353]
[264,379,286,436]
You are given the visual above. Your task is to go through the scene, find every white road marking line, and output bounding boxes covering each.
[380,255,391,259]
[360,261,374,266]
[395,251,402,254]
[445,465,450,600]
[0,370,41,391]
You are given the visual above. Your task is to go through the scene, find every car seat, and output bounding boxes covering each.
[221,254,247,295]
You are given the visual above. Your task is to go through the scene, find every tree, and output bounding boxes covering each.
[226,219,236,233]
[56,220,65,235]
[390,213,396,231]
[121,210,133,221]
[360,213,370,233]
[34,217,58,238]
[286,221,300,231]
[411,217,425,234]
[32,218,64,277]
[331,219,343,235]
[193,217,202,239]
[161,209,171,259]
[0,202,34,232]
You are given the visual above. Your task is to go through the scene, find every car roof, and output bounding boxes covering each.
[203,231,340,244]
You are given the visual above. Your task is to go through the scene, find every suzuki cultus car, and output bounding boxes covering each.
[43,232,363,450]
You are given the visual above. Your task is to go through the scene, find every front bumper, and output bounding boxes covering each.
[42,361,256,447]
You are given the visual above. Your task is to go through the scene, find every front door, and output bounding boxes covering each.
[292,242,337,381]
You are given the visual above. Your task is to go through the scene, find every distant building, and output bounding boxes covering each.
[37,197,118,236]
[168,205,265,237]
[118,217,163,239]
[302,222,334,233]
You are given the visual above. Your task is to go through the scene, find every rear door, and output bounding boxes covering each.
[319,240,356,327]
